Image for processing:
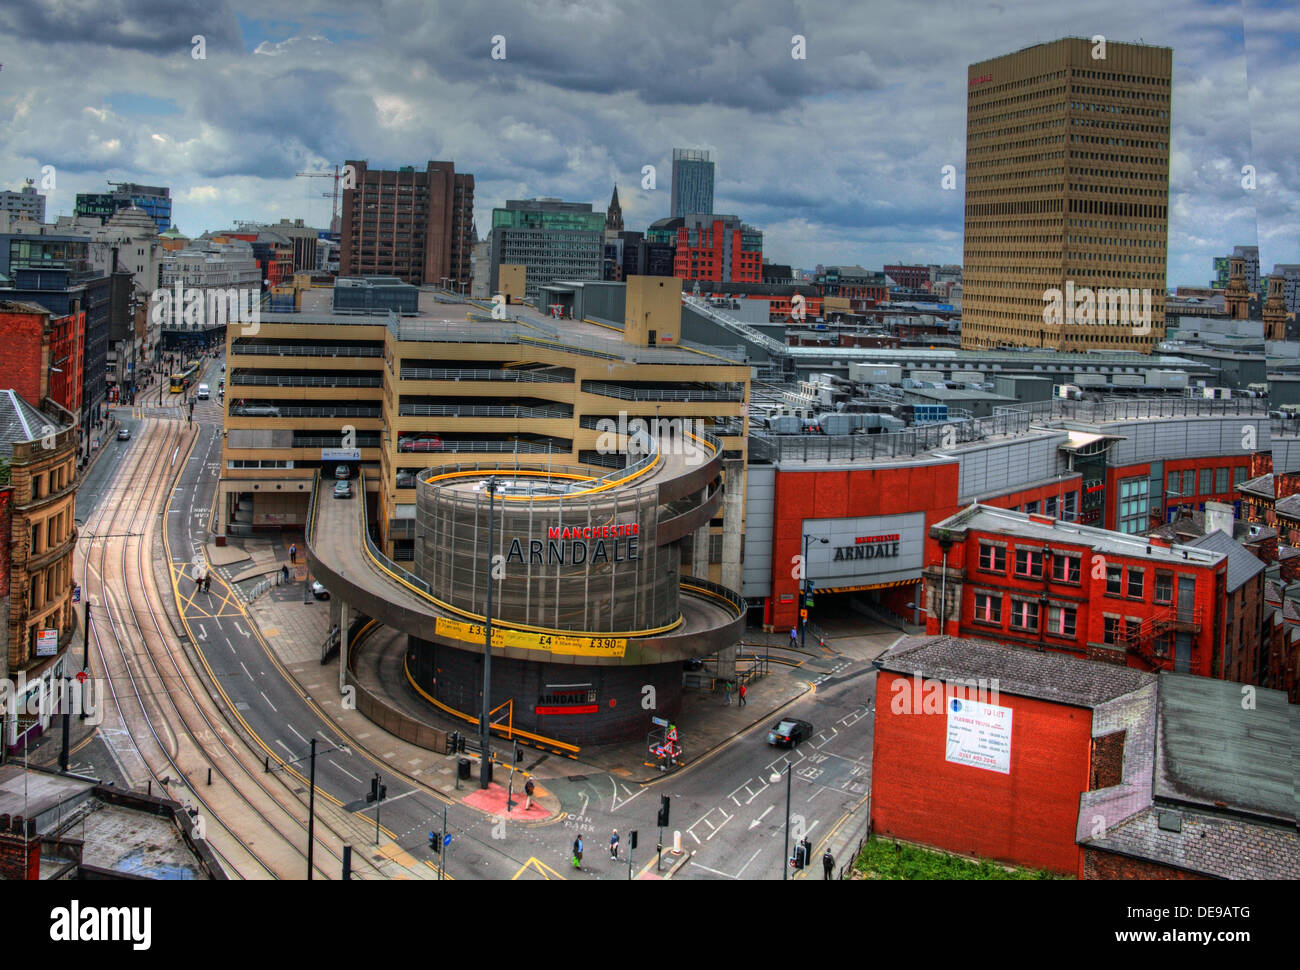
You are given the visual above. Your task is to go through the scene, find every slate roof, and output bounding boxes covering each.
[1237,472,1273,499]
[0,388,64,457]
[878,635,1154,709]
[1274,494,1300,518]
[1186,530,1266,593]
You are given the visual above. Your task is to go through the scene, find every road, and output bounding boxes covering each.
[68,353,882,879]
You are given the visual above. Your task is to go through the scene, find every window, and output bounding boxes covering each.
[1010,600,1040,631]
[1166,471,1178,496]
[1127,568,1144,598]
[1214,467,1228,494]
[1045,495,1058,517]
[1025,500,1040,515]
[1015,548,1043,578]
[1154,570,1172,603]
[1182,469,1195,497]
[1199,468,1212,495]
[1104,616,1119,644]
[978,544,1006,572]
[1052,555,1081,583]
[1106,564,1122,595]
[1063,491,1078,521]
[974,593,1002,624]
[1048,605,1077,638]
[1233,466,1247,487]
[1118,476,1150,534]
[1124,619,1142,643]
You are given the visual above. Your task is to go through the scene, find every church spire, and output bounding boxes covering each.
[605,184,623,231]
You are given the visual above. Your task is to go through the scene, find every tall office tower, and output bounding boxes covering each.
[670,149,715,219]
[962,38,1171,353]
[0,180,46,223]
[338,161,475,287]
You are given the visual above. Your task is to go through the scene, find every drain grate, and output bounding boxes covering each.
[566,774,588,782]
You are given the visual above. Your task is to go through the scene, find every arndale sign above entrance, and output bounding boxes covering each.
[504,523,641,567]
[832,533,901,562]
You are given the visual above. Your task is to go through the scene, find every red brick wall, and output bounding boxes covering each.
[1089,730,1125,789]
[0,309,46,406]
[0,488,11,598]
[0,820,39,880]
[1081,848,1209,880]
[871,671,1092,875]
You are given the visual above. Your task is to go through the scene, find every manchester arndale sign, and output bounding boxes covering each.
[832,533,901,562]
[503,523,641,567]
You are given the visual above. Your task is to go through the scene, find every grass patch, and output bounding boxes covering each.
[853,836,1066,880]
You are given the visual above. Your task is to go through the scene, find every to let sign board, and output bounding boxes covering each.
[944,698,1012,774]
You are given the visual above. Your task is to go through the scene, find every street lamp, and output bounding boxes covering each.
[770,761,792,880]
[479,476,500,790]
[801,534,828,649]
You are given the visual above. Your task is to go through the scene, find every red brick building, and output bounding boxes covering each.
[339,160,475,287]
[925,504,1228,677]
[883,264,930,291]
[0,301,83,419]
[872,636,1299,879]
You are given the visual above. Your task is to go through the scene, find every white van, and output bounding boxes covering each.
[197,383,210,400]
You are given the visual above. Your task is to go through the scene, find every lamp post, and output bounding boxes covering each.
[479,476,499,790]
[801,534,828,649]
[770,761,792,879]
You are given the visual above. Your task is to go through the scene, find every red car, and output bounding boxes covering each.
[398,436,444,452]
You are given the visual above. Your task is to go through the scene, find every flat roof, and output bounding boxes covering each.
[878,635,1154,708]
[1155,672,1298,824]
[934,503,1226,566]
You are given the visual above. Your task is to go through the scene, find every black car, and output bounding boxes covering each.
[767,718,814,747]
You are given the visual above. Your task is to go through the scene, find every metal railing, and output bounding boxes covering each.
[230,405,381,418]
[229,343,383,358]
[582,380,746,402]
[400,366,574,383]
[294,435,382,448]
[356,469,433,596]
[397,402,573,419]
[749,413,1025,463]
[400,439,559,455]
[680,574,747,618]
[231,372,382,387]
[682,295,789,358]
[994,396,1268,423]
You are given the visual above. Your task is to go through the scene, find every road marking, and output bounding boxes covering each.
[195,623,207,641]
[330,759,364,784]
[239,661,254,681]
[286,723,310,746]
[734,847,763,879]
[225,636,234,653]
[260,691,278,712]
[748,805,773,830]
[275,738,294,755]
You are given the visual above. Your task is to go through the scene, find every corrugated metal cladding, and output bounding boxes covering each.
[742,465,775,597]
[957,433,1065,501]
[1272,436,1300,475]
[1103,417,1268,467]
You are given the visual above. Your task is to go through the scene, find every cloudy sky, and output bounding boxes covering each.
[1,0,1295,285]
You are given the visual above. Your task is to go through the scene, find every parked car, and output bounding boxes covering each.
[398,436,444,452]
[767,718,814,747]
[310,581,329,600]
[116,427,131,441]
[233,404,280,417]
[333,480,352,499]
[396,471,417,489]
[334,464,351,480]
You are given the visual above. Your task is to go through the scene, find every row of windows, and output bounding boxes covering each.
[973,593,1077,637]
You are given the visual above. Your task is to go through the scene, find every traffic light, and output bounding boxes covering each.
[629,830,638,850]
[367,775,378,803]
[515,745,524,763]
[379,782,387,801]
[429,831,440,854]
[792,843,806,870]
[657,795,670,828]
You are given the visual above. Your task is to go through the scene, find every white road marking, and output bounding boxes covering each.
[329,759,364,784]
[748,805,774,830]
[286,723,310,746]
[734,847,763,879]
[275,738,294,755]
[260,691,277,712]
[225,636,234,653]
[239,661,254,681]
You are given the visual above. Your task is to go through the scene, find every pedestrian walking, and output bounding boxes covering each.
[723,680,731,705]
[203,574,211,594]
[610,829,619,860]
[524,778,535,811]
[281,563,290,583]
[573,835,583,870]
[823,850,835,880]
[739,682,747,707]
[289,542,297,565]
[790,626,798,647]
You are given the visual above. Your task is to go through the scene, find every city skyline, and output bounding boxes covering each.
[0,1,1295,286]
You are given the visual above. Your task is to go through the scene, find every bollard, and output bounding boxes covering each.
[672,830,683,855]
[147,780,152,797]
[207,767,212,786]
[265,755,269,773]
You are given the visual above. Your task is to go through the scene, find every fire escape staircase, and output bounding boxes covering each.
[1117,606,1201,670]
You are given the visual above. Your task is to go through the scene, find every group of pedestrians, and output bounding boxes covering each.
[570,829,621,870]
[722,680,747,706]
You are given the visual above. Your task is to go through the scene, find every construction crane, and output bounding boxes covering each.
[296,165,343,233]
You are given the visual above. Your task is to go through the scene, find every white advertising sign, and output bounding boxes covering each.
[35,629,58,657]
[945,697,1012,774]
[322,448,362,462]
